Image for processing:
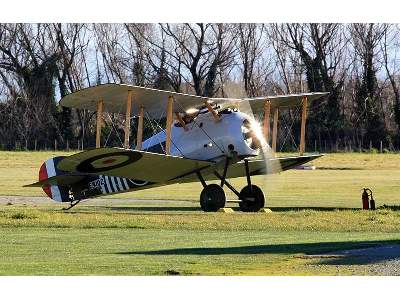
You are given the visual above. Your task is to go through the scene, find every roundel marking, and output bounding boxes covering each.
[103,158,117,164]
[90,155,130,169]
[76,151,142,173]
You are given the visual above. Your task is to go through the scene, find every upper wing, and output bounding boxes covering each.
[60,83,328,118]
[239,92,329,115]
[56,147,213,183]
[60,83,223,118]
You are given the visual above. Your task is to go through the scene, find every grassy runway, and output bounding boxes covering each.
[0,151,399,275]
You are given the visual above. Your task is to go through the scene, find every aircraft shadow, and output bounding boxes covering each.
[69,206,359,213]
[317,167,363,170]
[269,207,359,212]
[116,239,400,265]
[63,205,399,214]
[109,206,201,212]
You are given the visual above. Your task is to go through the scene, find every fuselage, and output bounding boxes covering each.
[141,109,263,161]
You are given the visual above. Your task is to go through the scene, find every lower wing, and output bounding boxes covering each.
[177,154,323,182]
[56,147,213,183]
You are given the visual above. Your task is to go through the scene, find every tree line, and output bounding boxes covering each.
[1,23,400,152]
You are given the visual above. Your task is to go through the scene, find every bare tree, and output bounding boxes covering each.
[125,23,179,91]
[274,24,350,144]
[0,24,61,146]
[381,24,400,135]
[133,23,237,97]
[236,24,274,97]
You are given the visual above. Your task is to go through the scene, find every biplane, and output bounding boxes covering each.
[26,83,328,212]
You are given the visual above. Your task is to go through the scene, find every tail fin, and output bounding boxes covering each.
[38,156,71,202]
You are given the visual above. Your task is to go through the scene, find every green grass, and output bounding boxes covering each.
[1,226,399,275]
[0,204,399,275]
[0,151,400,275]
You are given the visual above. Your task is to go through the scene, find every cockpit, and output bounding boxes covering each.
[174,104,237,128]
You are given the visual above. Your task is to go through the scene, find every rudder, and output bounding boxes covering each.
[39,156,71,202]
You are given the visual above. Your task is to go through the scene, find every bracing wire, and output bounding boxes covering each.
[103,112,124,147]
[102,100,125,148]
[279,104,302,152]
[144,111,166,153]
[144,110,185,157]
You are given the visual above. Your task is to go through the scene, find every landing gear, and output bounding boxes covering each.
[196,158,265,213]
[200,184,226,212]
[238,185,265,212]
[238,159,265,212]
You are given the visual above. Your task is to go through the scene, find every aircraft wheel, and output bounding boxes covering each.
[239,185,265,212]
[200,184,226,212]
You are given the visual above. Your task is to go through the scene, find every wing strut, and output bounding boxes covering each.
[272,108,279,154]
[262,95,309,156]
[124,90,133,149]
[299,96,308,155]
[165,96,174,155]
[136,106,144,150]
[263,99,271,144]
[96,99,104,148]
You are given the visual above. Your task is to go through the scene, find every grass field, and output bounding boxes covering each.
[0,151,400,275]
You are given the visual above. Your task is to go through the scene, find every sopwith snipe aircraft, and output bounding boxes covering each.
[26,84,327,212]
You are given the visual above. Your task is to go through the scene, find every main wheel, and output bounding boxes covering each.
[200,184,226,212]
[239,185,265,212]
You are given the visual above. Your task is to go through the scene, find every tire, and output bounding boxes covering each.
[239,185,265,212]
[200,184,226,212]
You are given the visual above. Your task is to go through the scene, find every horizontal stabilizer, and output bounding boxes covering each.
[57,147,213,183]
[24,174,87,187]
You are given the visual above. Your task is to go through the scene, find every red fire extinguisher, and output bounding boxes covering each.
[361,188,375,210]
[362,188,369,210]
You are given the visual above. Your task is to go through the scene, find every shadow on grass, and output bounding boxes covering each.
[117,240,400,265]
[64,206,358,213]
[379,205,400,211]
[60,206,201,214]
[61,205,399,214]
[109,206,201,212]
[318,167,364,171]
[318,244,400,265]
[269,207,359,212]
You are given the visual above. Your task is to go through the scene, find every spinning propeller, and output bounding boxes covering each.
[223,84,283,202]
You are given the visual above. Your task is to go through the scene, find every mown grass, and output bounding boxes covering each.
[1,151,400,275]
[0,203,400,275]
[0,205,400,232]
[1,226,399,275]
